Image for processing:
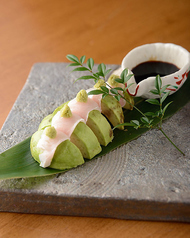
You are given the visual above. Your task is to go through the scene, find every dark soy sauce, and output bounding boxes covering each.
[132,61,179,84]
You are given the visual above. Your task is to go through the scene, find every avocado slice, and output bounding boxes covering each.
[30,129,84,170]
[101,95,124,130]
[70,121,102,159]
[38,114,53,130]
[38,102,69,131]
[37,103,102,160]
[52,101,69,116]
[107,74,134,110]
[86,110,113,146]
[123,91,134,110]
[92,79,124,130]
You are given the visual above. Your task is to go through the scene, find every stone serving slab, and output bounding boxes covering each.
[0,63,190,222]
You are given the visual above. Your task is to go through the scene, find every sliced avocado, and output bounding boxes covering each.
[101,95,124,130]
[93,79,124,130]
[70,121,102,159]
[107,74,120,87]
[52,101,69,116]
[86,110,113,146]
[30,129,84,170]
[108,74,134,110]
[30,130,44,164]
[38,114,53,130]
[38,102,69,131]
[123,91,134,110]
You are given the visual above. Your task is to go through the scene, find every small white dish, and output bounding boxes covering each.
[113,43,190,98]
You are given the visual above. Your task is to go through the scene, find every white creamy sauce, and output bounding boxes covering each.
[37,85,125,168]
[52,110,85,137]
[68,97,101,121]
[86,88,103,108]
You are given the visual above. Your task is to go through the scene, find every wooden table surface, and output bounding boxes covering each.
[0,0,189,237]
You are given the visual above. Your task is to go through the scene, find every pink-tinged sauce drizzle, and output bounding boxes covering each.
[52,111,85,137]
[37,95,101,167]
[68,97,101,121]
[37,128,69,168]
[86,88,102,108]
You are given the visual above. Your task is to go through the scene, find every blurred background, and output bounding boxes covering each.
[0,0,189,129]
[0,0,190,237]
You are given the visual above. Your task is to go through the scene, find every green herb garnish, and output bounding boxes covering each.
[67,54,185,156]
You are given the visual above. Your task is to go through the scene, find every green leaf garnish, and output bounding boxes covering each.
[155,75,162,94]
[114,77,124,84]
[87,58,94,70]
[66,54,79,63]
[100,86,109,94]
[72,67,89,72]
[67,55,186,156]
[80,55,86,64]
[77,75,97,81]
[161,91,170,104]
[110,88,118,95]
[87,89,104,95]
[146,99,160,105]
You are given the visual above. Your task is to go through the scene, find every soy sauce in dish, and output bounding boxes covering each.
[132,61,179,84]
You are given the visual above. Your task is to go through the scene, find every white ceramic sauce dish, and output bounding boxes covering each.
[114,43,190,98]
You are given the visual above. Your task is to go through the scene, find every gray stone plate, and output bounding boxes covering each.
[0,63,190,222]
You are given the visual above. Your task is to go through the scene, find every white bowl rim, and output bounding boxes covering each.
[121,42,190,71]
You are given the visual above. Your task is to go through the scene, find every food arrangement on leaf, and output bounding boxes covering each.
[30,77,134,169]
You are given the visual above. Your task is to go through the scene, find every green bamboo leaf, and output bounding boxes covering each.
[0,137,63,180]
[113,122,136,129]
[0,74,189,180]
[66,54,79,63]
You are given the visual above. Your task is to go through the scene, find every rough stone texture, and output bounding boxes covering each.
[0,63,190,221]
